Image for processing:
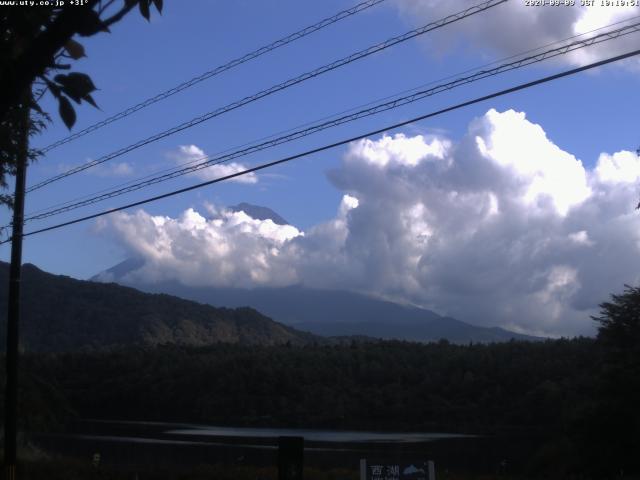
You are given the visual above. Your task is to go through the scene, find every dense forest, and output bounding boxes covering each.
[20,339,593,433]
[0,267,638,477]
[2,331,638,477]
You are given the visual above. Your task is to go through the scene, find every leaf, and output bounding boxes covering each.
[64,39,86,60]
[55,72,99,109]
[76,9,110,37]
[152,0,163,13]
[29,99,45,115]
[139,0,150,21]
[83,93,99,109]
[44,77,61,99]
[60,86,81,104]
[66,72,97,93]
[55,72,97,102]
[58,96,76,130]
[55,74,81,103]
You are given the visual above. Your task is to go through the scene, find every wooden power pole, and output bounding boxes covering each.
[3,92,30,480]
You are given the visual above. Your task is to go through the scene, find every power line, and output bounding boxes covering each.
[5,47,639,245]
[23,13,640,221]
[20,19,640,224]
[37,0,389,154]
[25,0,508,194]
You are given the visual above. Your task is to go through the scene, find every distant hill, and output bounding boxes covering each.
[0,262,320,352]
[94,260,539,343]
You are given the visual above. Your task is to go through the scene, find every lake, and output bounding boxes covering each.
[33,419,542,475]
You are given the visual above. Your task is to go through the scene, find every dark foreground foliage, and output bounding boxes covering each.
[11,455,354,480]
[20,339,595,434]
[1,285,639,477]
[9,455,591,480]
[2,336,638,477]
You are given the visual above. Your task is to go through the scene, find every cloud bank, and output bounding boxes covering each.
[392,0,640,68]
[169,145,258,184]
[97,109,640,336]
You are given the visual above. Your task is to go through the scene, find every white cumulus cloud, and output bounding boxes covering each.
[97,206,301,288]
[169,145,258,184]
[392,0,640,69]
[98,109,640,337]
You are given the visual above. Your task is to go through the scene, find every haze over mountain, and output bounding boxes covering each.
[94,258,538,344]
[94,202,538,343]
[0,262,318,352]
[98,276,539,343]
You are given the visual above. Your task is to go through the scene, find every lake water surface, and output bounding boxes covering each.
[165,424,472,443]
[33,420,536,474]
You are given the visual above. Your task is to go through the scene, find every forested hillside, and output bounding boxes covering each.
[98,262,539,344]
[0,262,319,351]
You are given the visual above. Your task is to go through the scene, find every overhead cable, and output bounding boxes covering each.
[24,13,640,220]
[5,47,638,244]
[25,0,508,193]
[37,0,389,154]
[21,20,640,223]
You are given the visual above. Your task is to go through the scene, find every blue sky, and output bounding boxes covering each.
[2,0,640,335]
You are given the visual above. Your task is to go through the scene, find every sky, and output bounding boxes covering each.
[2,0,640,336]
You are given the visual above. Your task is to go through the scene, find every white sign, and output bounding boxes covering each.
[360,459,435,480]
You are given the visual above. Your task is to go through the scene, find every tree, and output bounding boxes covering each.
[593,284,640,350]
[1,2,163,473]
[0,0,163,206]
[584,285,640,475]
[0,92,46,210]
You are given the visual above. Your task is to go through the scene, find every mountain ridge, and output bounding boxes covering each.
[0,261,320,352]
[94,260,540,343]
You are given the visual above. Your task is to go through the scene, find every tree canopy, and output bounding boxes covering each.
[593,284,640,350]
[0,0,162,206]
[585,285,640,475]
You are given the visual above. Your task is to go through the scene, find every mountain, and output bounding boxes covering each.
[228,202,289,225]
[0,262,320,352]
[94,261,539,343]
[91,202,540,343]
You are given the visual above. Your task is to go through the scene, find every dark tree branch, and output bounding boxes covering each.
[0,0,101,123]
[99,0,118,16]
[101,1,138,29]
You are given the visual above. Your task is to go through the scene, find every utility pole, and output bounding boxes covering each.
[3,91,30,480]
